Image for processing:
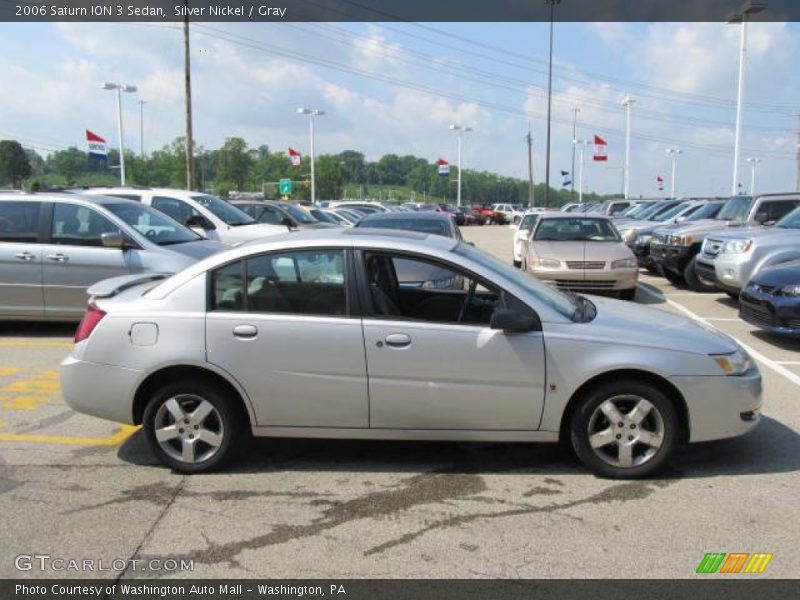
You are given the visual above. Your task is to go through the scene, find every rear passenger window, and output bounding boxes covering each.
[0,201,41,243]
[211,261,245,311]
[152,196,199,224]
[51,203,120,247]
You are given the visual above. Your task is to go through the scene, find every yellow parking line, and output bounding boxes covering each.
[0,424,140,446]
[0,367,20,377]
[0,341,72,348]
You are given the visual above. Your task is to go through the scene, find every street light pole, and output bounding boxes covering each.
[573,139,588,203]
[746,157,762,195]
[137,100,146,158]
[570,107,580,202]
[621,95,635,199]
[450,124,472,207]
[729,1,767,196]
[297,107,325,204]
[102,82,137,186]
[666,148,683,199]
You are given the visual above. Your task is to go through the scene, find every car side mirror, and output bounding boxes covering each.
[101,232,127,249]
[282,217,298,231]
[490,308,541,333]
[754,211,768,225]
[186,215,216,230]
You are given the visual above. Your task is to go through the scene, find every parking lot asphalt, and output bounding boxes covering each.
[0,224,798,579]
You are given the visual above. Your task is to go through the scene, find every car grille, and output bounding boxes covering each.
[703,238,724,258]
[739,303,775,328]
[553,279,616,289]
[566,261,606,270]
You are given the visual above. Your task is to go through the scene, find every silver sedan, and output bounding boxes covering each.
[61,229,762,478]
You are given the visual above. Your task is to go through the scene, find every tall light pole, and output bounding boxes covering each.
[666,148,683,199]
[137,100,146,158]
[573,139,589,203]
[543,0,557,209]
[621,94,635,199]
[297,107,325,204]
[728,1,767,196]
[450,124,472,207]
[570,107,580,201]
[525,124,534,208]
[746,157,762,195]
[102,82,137,186]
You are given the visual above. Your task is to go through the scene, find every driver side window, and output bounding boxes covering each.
[152,196,199,224]
[363,252,530,325]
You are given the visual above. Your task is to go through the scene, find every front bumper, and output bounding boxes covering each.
[61,355,142,425]
[694,256,721,288]
[532,268,638,292]
[650,243,692,274]
[712,254,752,294]
[739,286,800,337]
[670,367,762,442]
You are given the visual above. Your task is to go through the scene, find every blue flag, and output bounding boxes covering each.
[561,171,571,186]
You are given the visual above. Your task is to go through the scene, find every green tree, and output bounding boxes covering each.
[0,140,32,188]
[215,137,253,192]
[48,147,86,185]
[315,155,344,200]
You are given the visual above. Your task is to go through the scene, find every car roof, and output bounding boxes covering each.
[537,213,612,220]
[358,211,452,222]
[0,191,137,206]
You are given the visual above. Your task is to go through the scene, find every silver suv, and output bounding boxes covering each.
[0,193,225,320]
[697,205,800,297]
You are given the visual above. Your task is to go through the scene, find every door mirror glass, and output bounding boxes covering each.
[490,308,541,332]
[281,217,298,230]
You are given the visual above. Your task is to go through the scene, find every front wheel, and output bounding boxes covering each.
[683,256,717,293]
[570,381,678,479]
[143,380,244,473]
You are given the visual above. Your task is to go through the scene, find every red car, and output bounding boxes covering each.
[472,203,502,224]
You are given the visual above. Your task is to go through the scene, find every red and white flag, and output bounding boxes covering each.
[593,135,607,161]
[86,130,107,159]
[656,175,664,191]
[288,147,301,167]
[437,158,450,177]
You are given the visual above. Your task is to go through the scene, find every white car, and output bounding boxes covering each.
[512,212,548,268]
[79,187,286,245]
[492,203,525,224]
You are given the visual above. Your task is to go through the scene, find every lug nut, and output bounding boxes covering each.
[189,434,194,440]
[628,435,634,441]
[618,422,624,428]
[194,425,199,430]
[178,428,184,434]
[630,424,636,429]
[615,434,622,440]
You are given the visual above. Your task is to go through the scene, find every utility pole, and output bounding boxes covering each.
[525,124,534,207]
[795,111,800,192]
[543,0,557,209]
[570,107,579,202]
[183,1,195,191]
[622,94,635,199]
[137,100,146,157]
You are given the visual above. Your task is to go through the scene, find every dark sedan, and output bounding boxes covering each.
[230,199,337,229]
[739,260,800,337]
[354,211,463,240]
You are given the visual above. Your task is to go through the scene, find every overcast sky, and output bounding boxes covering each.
[1,21,798,197]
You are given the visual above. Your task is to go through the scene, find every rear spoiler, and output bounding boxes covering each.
[87,273,171,299]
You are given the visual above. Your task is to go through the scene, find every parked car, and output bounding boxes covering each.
[332,208,365,225]
[0,193,225,320]
[522,214,638,300]
[321,210,354,227]
[230,199,337,229]
[492,203,525,224]
[512,211,547,268]
[328,201,390,213]
[739,260,800,337]
[454,206,483,226]
[354,211,462,240]
[435,204,464,225]
[78,187,286,245]
[595,199,637,217]
[695,203,800,297]
[690,194,800,295]
[61,228,762,478]
[472,203,502,224]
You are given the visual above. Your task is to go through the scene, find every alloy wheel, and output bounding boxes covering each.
[153,394,225,464]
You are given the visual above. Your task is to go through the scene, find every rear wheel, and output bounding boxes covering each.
[143,380,244,473]
[683,256,717,293]
[570,381,678,479]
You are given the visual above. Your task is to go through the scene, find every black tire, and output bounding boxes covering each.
[683,255,717,293]
[143,379,246,473]
[725,291,739,300]
[513,260,521,269]
[570,381,679,479]
[662,268,684,286]
[645,264,658,274]
[619,288,636,301]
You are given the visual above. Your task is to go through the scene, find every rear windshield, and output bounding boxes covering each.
[191,194,255,226]
[358,217,452,238]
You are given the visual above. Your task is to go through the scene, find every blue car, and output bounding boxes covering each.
[739,260,800,337]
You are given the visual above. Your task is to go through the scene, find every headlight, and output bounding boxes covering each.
[778,284,800,297]
[635,234,653,245]
[721,239,753,254]
[620,229,635,243]
[611,258,638,269]
[711,348,751,376]
[530,257,561,269]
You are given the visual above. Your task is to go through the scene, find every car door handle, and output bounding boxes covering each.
[46,253,69,262]
[384,333,412,348]
[15,252,35,261]
[232,324,258,339]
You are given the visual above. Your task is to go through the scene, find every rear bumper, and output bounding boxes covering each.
[60,355,141,425]
[670,367,762,442]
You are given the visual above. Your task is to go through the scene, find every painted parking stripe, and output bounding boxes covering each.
[637,284,800,388]
[701,318,743,322]
[0,341,72,348]
[0,424,139,446]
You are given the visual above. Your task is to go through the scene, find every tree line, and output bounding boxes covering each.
[0,137,612,206]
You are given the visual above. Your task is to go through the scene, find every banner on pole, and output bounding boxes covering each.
[437,158,450,177]
[593,135,607,161]
[288,147,301,167]
[86,130,107,159]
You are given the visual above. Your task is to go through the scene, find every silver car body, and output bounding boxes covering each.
[61,229,760,447]
[79,187,286,244]
[0,193,226,320]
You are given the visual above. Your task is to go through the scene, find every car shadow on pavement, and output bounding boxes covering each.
[117,415,798,479]
[634,282,666,305]
[714,296,739,309]
[0,322,76,338]
[750,330,800,352]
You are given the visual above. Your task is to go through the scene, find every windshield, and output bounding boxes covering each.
[656,202,691,221]
[357,217,453,238]
[776,207,800,229]
[621,203,652,218]
[715,196,753,222]
[454,242,576,319]
[281,203,317,224]
[190,194,255,226]
[688,202,723,221]
[647,202,681,221]
[534,218,621,242]
[310,208,337,224]
[104,202,201,245]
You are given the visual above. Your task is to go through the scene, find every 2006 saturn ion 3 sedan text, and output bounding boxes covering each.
[61,229,762,478]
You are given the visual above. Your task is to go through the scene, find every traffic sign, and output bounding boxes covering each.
[279,178,292,196]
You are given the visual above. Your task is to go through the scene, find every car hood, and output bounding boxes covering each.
[750,260,800,286]
[578,295,739,355]
[531,241,632,261]
[223,222,288,241]
[664,218,749,236]
[704,225,798,242]
[166,239,228,261]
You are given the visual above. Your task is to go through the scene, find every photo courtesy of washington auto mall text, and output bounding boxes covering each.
[1,0,800,598]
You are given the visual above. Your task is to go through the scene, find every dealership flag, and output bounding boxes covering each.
[437,158,450,177]
[593,135,607,161]
[561,170,572,186]
[288,147,301,167]
[86,130,107,159]
[657,175,664,191]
